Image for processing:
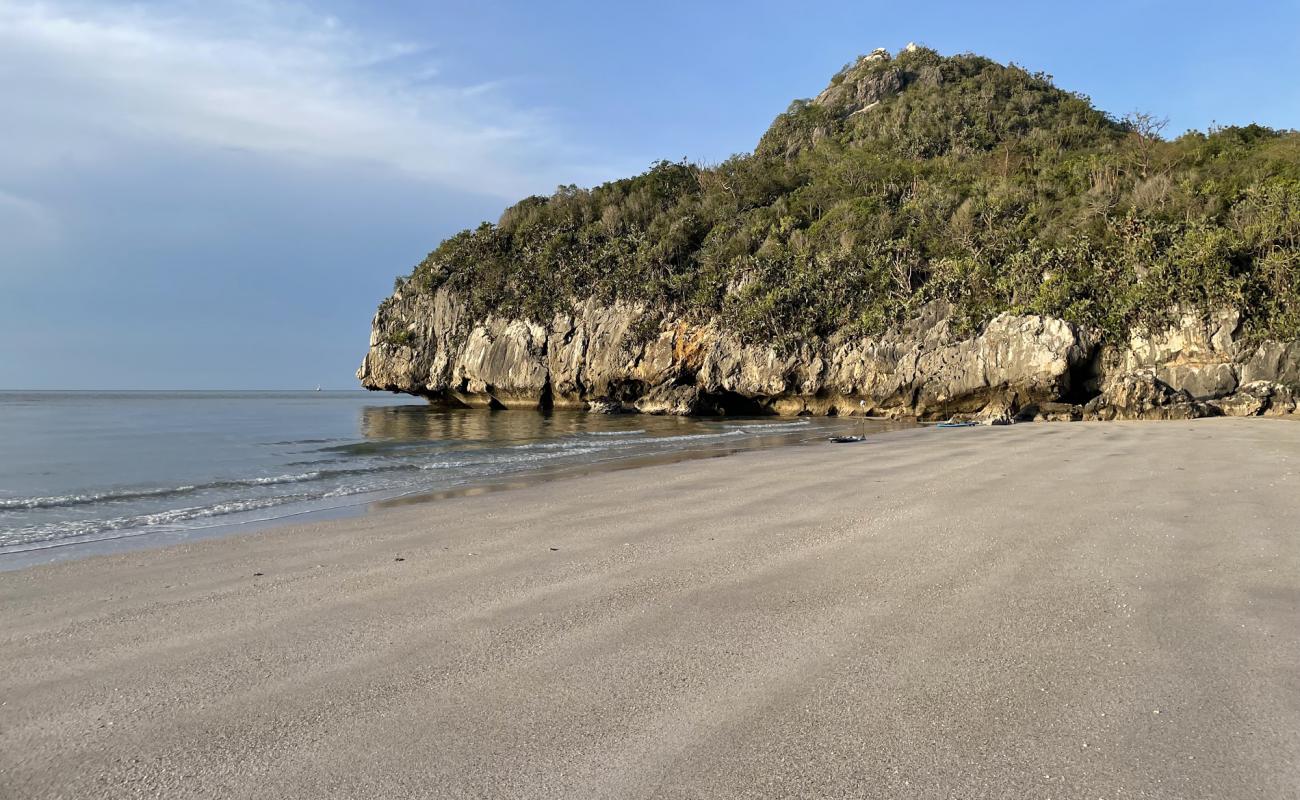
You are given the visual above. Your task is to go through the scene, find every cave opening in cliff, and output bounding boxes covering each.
[1064,344,1104,405]
[705,391,773,417]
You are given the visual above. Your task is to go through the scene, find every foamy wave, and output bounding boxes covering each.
[0,485,199,511]
[725,420,812,432]
[248,472,321,485]
[417,446,605,470]
[1,494,315,550]
[0,471,326,512]
[630,430,746,445]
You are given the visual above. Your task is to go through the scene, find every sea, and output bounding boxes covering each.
[0,391,901,567]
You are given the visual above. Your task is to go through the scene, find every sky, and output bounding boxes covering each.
[2,0,1298,389]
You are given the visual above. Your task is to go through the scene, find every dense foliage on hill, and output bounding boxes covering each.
[401,46,1300,347]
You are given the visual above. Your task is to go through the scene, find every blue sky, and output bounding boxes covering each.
[2,0,1297,389]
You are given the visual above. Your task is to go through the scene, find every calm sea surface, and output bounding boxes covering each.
[0,391,895,563]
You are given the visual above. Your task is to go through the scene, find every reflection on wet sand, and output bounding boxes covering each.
[360,404,687,444]
[362,405,917,511]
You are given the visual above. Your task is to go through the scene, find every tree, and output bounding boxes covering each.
[1123,112,1169,179]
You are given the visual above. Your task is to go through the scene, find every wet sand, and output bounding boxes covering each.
[2,418,1298,799]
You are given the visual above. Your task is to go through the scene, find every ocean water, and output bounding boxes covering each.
[0,391,893,562]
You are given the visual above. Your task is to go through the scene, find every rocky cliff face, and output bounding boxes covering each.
[357,288,1299,420]
[1084,309,1300,420]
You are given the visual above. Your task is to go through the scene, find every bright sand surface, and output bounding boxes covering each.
[2,418,1298,799]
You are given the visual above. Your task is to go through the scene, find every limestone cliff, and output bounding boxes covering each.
[1084,310,1300,420]
[357,288,1298,420]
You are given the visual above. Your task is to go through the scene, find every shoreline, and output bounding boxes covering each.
[1,414,908,572]
[3,418,1298,798]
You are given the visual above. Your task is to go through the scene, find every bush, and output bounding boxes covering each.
[384,329,416,347]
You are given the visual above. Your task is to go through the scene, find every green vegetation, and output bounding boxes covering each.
[383,329,416,347]
[402,47,1300,346]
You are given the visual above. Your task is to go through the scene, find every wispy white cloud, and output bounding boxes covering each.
[0,0,605,198]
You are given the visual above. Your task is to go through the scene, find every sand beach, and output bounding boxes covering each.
[2,419,1298,799]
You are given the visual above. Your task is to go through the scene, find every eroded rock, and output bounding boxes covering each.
[1084,371,1210,421]
[1209,381,1298,417]
[358,291,1299,421]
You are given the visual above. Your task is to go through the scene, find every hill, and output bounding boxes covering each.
[360,46,1300,420]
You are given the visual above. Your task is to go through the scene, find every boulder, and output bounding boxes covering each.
[1084,371,1210,421]
[1020,402,1083,423]
[1209,381,1298,417]
[588,399,625,415]
[1242,341,1300,387]
[634,384,706,416]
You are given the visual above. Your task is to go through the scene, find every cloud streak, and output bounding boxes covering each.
[0,0,605,199]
